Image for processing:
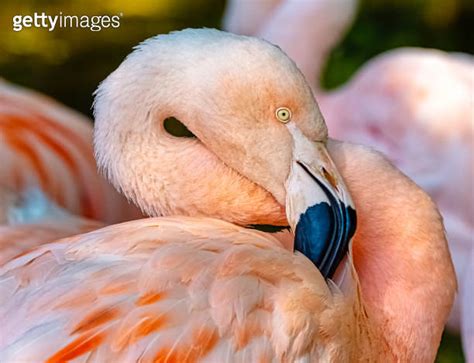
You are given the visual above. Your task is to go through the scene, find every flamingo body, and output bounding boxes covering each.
[0,139,455,362]
[0,217,369,362]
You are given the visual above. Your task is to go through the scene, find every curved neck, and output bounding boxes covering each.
[327,141,456,361]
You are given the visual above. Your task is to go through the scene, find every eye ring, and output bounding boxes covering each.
[275,107,292,123]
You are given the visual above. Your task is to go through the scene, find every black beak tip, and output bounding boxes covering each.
[294,201,357,279]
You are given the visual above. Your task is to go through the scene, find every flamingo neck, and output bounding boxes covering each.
[337,144,455,361]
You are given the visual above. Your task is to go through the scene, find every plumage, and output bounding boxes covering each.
[0,188,102,265]
[0,217,368,362]
[326,50,473,356]
[0,29,456,362]
[0,79,142,266]
[223,0,473,353]
[0,79,141,223]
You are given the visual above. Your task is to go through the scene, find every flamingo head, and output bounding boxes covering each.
[94,29,356,279]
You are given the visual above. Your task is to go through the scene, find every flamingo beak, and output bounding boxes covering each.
[285,124,356,279]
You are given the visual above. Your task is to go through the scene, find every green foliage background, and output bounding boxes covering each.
[0,1,472,361]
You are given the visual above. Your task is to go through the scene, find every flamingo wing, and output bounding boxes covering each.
[0,217,354,362]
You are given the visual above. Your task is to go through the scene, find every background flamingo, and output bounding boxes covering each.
[0,79,142,265]
[0,29,455,362]
[224,0,473,355]
[0,79,141,224]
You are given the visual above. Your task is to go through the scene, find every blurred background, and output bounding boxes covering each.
[0,1,472,361]
[1,0,473,119]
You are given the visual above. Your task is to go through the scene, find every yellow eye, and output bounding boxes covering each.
[275,107,292,123]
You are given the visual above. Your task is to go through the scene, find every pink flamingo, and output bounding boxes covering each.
[0,79,141,224]
[224,0,473,354]
[0,29,455,362]
[0,79,142,263]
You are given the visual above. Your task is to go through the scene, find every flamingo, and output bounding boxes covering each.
[0,79,142,264]
[224,0,473,354]
[0,29,455,362]
[0,79,141,224]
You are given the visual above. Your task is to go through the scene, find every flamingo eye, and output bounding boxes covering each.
[163,117,196,138]
[275,107,292,123]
